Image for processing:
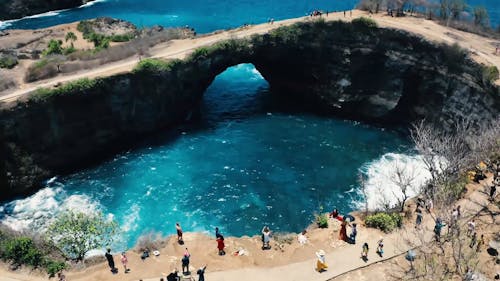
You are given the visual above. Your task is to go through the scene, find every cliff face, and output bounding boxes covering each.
[0,0,94,21]
[0,19,498,199]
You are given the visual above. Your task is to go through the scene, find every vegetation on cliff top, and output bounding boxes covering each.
[31,78,101,102]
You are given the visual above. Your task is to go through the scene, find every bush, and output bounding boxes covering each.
[315,213,329,228]
[352,17,378,29]
[31,78,100,101]
[365,212,402,232]
[0,55,18,69]
[133,58,182,74]
[77,20,95,38]
[44,260,66,277]
[63,46,76,55]
[482,65,499,84]
[109,33,135,42]
[25,56,65,82]
[43,39,63,56]
[3,237,43,267]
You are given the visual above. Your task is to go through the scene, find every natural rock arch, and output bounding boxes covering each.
[0,19,498,199]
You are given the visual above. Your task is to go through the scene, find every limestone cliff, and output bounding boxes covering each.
[0,19,498,199]
[0,0,94,21]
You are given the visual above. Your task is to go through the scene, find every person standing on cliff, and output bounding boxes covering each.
[176,223,183,244]
[105,248,117,273]
[121,252,130,273]
[262,226,272,249]
[217,236,225,255]
[182,248,190,274]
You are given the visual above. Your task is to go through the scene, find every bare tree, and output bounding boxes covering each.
[410,119,473,191]
[389,162,419,212]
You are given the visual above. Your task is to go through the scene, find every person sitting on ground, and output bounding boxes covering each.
[141,249,150,261]
[298,230,308,244]
[315,250,328,272]
[166,269,179,281]
[262,226,272,249]
[329,208,339,218]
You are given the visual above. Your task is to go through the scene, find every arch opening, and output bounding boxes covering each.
[200,63,271,124]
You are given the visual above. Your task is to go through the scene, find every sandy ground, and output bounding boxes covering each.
[1,10,499,103]
[0,173,497,281]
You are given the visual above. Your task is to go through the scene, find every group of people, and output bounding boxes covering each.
[104,248,129,274]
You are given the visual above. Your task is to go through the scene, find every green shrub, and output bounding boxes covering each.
[63,46,76,55]
[3,237,43,267]
[352,17,378,29]
[315,213,329,228]
[88,33,110,49]
[44,260,66,277]
[43,39,63,56]
[365,212,402,232]
[31,78,100,101]
[0,55,18,69]
[109,33,135,42]
[482,65,499,84]
[133,58,182,73]
[189,46,211,59]
[77,20,95,38]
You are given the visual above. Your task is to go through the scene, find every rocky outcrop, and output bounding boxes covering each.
[0,0,94,21]
[0,19,498,199]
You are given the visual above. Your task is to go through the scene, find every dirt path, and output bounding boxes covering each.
[1,10,499,103]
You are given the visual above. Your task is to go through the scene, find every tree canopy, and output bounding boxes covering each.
[46,211,118,261]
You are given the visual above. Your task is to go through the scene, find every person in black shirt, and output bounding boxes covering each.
[105,248,116,273]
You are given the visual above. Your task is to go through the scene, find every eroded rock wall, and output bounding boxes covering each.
[0,20,498,199]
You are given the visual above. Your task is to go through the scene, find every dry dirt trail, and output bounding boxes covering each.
[1,10,499,104]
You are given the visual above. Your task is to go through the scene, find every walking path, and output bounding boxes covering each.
[1,10,499,103]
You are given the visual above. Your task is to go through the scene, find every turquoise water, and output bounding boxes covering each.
[0,64,412,249]
[1,0,498,31]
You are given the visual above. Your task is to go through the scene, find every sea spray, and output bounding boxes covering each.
[359,153,432,210]
[0,185,101,232]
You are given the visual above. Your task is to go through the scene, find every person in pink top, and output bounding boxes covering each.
[121,252,130,273]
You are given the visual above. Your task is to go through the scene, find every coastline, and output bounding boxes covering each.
[0,1,96,24]
[1,173,497,281]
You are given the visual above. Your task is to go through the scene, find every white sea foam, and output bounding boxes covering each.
[121,204,140,232]
[79,0,108,8]
[0,187,100,233]
[24,10,64,19]
[0,20,13,30]
[358,153,432,210]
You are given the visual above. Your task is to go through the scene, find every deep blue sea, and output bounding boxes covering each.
[1,0,498,31]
